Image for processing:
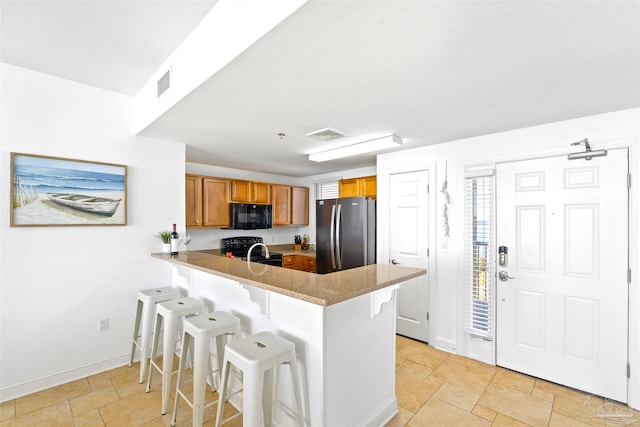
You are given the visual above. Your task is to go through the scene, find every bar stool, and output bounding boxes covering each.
[215,331,305,427]
[146,297,205,415]
[129,286,179,383]
[171,311,241,427]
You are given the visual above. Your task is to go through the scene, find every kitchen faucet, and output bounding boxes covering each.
[247,242,270,260]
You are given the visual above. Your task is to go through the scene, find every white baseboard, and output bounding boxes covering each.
[0,351,131,403]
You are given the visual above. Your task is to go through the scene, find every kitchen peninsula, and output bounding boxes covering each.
[151,250,426,426]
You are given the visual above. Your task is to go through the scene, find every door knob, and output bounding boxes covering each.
[391,259,400,265]
[498,271,515,281]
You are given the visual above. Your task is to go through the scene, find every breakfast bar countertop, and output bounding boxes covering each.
[151,250,426,306]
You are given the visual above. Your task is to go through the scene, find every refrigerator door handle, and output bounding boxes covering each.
[330,205,336,270]
[336,203,342,270]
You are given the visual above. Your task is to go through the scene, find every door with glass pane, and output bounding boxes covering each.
[390,170,430,342]
[495,149,628,402]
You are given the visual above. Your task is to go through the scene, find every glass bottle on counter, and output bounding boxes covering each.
[170,224,180,256]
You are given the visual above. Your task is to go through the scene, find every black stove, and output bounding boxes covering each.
[221,236,283,267]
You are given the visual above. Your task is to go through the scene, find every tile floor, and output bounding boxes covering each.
[1,336,638,426]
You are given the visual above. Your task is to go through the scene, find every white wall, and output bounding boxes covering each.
[184,163,375,250]
[0,64,185,401]
[377,108,640,408]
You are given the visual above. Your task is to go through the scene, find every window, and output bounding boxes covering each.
[465,166,495,339]
[314,180,339,200]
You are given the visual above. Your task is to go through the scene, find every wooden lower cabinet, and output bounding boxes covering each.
[283,255,296,269]
[297,255,316,273]
[282,255,316,273]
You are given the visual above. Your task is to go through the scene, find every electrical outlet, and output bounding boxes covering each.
[99,317,109,332]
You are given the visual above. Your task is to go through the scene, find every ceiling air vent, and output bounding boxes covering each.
[305,128,347,142]
[157,68,171,98]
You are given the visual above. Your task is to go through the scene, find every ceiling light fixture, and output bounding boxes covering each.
[309,134,403,162]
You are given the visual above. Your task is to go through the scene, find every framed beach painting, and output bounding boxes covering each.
[10,153,127,226]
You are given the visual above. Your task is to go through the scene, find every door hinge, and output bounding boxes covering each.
[427,184,430,193]
[427,248,430,257]
[628,269,632,284]
[427,312,429,321]
[628,363,631,378]
[628,174,631,189]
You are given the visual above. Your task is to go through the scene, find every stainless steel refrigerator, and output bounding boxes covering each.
[316,196,376,274]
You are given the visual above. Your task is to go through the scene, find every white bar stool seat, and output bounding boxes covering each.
[215,331,305,427]
[129,286,179,383]
[171,311,241,427]
[146,296,205,415]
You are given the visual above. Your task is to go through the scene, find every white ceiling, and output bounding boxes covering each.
[3,0,639,177]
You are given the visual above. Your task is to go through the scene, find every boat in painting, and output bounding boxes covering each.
[46,193,121,217]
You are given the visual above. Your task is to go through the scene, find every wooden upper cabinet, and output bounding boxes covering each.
[202,177,230,227]
[252,182,271,204]
[361,175,377,199]
[338,178,359,198]
[272,185,309,226]
[272,184,292,225]
[185,175,202,227]
[230,180,271,204]
[185,175,229,228]
[291,186,309,225]
[339,175,377,199]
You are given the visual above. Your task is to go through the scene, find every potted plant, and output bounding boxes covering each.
[157,231,171,253]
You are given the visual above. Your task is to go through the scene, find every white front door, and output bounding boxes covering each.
[496,149,629,402]
[390,170,430,342]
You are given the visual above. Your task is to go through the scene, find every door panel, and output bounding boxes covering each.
[390,170,430,342]
[496,149,628,402]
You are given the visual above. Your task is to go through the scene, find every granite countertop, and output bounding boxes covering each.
[151,251,426,306]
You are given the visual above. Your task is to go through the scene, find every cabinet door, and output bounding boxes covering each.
[298,255,316,273]
[362,175,377,199]
[339,178,359,198]
[230,180,252,203]
[283,255,296,269]
[291,186,309,225]
[203,178,230,227]
[272,184,292,225]
[252,182,271,204]
[185,175,202,227]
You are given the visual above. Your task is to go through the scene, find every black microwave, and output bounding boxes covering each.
[229,203,272,229]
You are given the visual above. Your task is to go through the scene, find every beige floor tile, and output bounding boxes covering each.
[0,401,15,422]
[396,359,433,382]
[0,401,73,427]
[386,406,413,427]
[88,365,128,391]
[396,335,415,352]
[100,388,164,426]
[397,341,450,369]
[14,378,90,416]
[111,367,150,399]
[492,413,531,426]
[70,385,120,416]
[550,411,595,427]
[472,404,497,422]
[553,393,606,427]
[74,409,104,426]
[430,359,497,395]
[408,397,491,427]
[492,367,536,394]
[479,382,552,427]
[396,373,442,413]
[448,353,483,368]
[433,382,480,412]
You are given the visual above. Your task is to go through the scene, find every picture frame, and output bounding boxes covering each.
[10,153,127,226]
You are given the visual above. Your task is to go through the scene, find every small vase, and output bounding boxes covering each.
[162,243,171,253]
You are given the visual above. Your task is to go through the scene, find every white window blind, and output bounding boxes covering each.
[464,169,495,340]
[314,181,339,200]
